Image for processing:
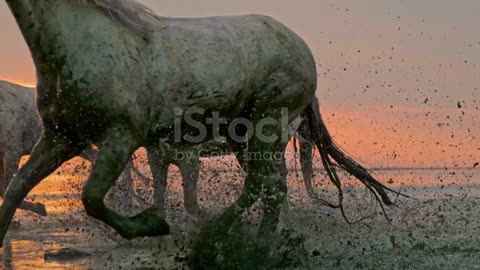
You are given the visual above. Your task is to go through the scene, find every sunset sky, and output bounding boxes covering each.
[0,0,478,168]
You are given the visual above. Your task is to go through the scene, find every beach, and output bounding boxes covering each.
[1,155,480,270]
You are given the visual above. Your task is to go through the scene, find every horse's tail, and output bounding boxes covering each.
[293,120,324,204]
[299,97,397,222]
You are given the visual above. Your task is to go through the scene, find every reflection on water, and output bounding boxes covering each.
[0,162,479,269]
[1,239,89,270]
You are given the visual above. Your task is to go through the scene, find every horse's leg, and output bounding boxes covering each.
[123,160,135,195]
[103,157,136,212]
[258,145,288,237]
[146,148,169,216]
[211,140,284,233]
[81,127,169,239]
[0,131,85,246]
[2,151,47,216]
[178,150,201,217]
[118,159,136,206]
[2,151,21,194]
[2,236,12,268]
[299,137,315,196]
[193,108,286,265]
[78,147,97,163]
[227,125,248,173]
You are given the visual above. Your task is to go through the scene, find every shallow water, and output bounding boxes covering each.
[1,161,480,269]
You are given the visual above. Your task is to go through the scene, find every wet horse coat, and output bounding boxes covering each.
[0,81,46,215]
[0,82,312,219]
[151,117,315,217]
[0,80,152,215]
[1,1,394,267]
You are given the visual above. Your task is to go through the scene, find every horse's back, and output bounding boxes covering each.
[0,81,36,128]
[145,14,316,114]
[0,82,39,153]
[154,14,315,73]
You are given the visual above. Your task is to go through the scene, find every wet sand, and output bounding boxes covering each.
[1,156,480,269]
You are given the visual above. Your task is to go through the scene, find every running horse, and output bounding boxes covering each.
[0,80,157,216]
[1,0,395,266]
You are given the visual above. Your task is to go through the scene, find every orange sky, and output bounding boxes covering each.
[0,1,478,168]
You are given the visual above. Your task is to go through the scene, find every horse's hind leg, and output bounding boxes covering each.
[299,137,316,196]
[177,151,201,217]
[0,131,85,247]
[193,107,287,266]
[146,148,169,216]
[258,145,288,237]
[81,126,169,239]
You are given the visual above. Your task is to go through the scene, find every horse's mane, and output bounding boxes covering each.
[83,0,165,39]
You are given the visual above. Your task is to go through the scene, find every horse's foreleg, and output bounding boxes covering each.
[81,127,169,239]
[0,152,47,216]
[146,148,169,216]
[227,130,248,174]
[104,158,138,211]
[2,151,21,193]
[0,131,85,247]
[178,152,201,217]
[118,160,136,201]
[78,147,97,163]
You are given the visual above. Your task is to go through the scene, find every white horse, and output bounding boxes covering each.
[150,120,315,218]
[0,81,315,219]
[0,80,150,216]
[0,81,47,215]
[1,0,395,267]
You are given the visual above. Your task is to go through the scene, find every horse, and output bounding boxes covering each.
[0,81,317,219]
[150,119,315,218]
[0,80,150,216]
[0,81,315,219]
[1,0,395,266]
[0,80,47,215]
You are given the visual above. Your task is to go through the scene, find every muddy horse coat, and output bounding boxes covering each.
[1,0,394,267]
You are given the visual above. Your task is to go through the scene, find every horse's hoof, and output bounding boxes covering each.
[190,237,219,270]
[32,203,48,217]
[189,225,224,269]
[19,201,48,216]
[131,212,170,237]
